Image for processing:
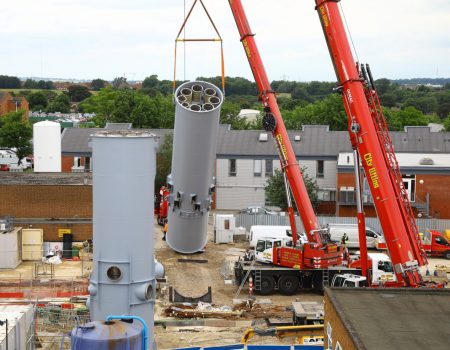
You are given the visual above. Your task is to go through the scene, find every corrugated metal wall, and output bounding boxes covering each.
[235,214,450,234]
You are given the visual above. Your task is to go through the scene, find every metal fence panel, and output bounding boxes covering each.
[236,214,450,234]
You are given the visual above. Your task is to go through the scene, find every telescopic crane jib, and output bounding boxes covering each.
[313,0,437,287]
[228,0,344,270]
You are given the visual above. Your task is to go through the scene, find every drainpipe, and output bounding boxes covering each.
[105,315,149,350]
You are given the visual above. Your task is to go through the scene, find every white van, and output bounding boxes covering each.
[249,225,307,248]
[327,224,385,249]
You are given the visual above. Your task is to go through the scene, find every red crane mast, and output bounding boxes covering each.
[314,0,428,286]
[228,0,321,244]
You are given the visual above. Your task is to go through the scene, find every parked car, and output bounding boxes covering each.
[239,206,278,215]
[0,164,10,171]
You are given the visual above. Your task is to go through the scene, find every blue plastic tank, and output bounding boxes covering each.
[71,320,142,350]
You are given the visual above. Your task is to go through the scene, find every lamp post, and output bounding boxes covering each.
[0,319,8,350]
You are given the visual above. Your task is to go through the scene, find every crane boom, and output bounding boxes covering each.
[314,0,427,286]
[228,0,321,244]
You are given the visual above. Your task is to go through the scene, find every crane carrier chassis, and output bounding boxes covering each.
[234,260,362,295]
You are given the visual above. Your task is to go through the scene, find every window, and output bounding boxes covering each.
[256,240,266,252]
[265,159,273,177]
[85,157,91,171]
[317,160,324,178]
[339,187,355,203]
[402,175,416,202]
[254,159,262,177]
[317,189,337,202]
[228,159,236,177]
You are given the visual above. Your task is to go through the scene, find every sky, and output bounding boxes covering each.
[1,0,449,82]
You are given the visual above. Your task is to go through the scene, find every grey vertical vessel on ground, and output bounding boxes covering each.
[167,81,223,254]
[88,130,159,347]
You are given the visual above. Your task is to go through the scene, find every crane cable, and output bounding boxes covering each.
[173,0,225,96]
[339,1,359,65]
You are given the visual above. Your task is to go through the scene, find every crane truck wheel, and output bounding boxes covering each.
[278,275,299,295]
[444,251,450,260]
[259,276,275,295]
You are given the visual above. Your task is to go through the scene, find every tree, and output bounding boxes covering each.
[112,77,130,89]
[46,93,71,113]
[67,85,92,102]
[265,168,319,210]
[0,111,32,164]
[27,91,48,110]
[155,132,173,191]
[80,87,173,128]
[389,106,428,130]
[443,114,450,131]
[91,79,106,91]
[142,75,159,89]
[0,75,21,89]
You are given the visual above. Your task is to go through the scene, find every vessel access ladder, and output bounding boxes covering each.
[234,259,256,299]
[254,268,262,291]
[360,64,424,262]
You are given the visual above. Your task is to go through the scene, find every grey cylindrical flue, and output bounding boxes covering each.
[204,88,217,103]
[202,103,214,111]
[192,84,204,103]
[209,96,221,107]
[180,88,193,103]
[88,130,159,344]
[167,81,223,254]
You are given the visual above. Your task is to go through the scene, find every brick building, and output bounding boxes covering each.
[60,124,450,219]
[0,91,29,120]
[0,173,92,241]
[324,288,450,350]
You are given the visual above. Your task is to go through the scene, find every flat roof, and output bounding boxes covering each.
[0,173,92,185]
[326,288,450,350]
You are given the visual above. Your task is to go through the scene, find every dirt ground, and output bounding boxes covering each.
[153,215,450,349]
[153,216,324,349]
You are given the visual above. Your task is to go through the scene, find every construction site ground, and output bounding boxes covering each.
[0,216,449,349]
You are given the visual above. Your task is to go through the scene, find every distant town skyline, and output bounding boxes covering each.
[1,0,449,82]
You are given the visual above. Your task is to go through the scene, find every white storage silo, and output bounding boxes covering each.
[33,120,61,172]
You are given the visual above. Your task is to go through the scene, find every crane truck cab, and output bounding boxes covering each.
[332,252,396,287]
[255,236,308,263]
[420,230,450,259]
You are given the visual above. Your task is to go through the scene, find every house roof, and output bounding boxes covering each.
[61,124,450,157]
[325,288,450,350]
[61,125,173,155]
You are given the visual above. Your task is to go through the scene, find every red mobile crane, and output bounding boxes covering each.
[230,0,442,293]
[313,0,438,287]
[228,0,343,270]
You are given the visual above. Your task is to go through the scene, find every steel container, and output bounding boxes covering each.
[167,81,223,253]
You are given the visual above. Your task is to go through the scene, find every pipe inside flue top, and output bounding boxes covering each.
[202,103,214,111]
[189,104,201,111]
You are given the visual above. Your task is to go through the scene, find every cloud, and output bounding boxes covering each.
[0,0,448,81]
